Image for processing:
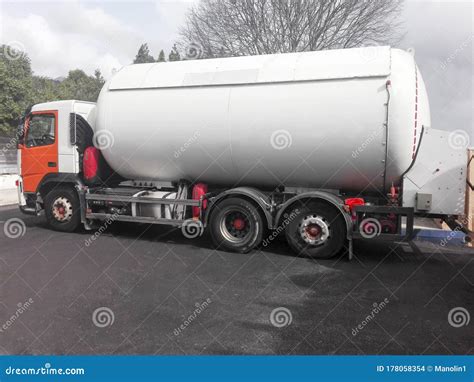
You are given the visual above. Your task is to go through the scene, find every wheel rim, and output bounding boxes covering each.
[51,197,73,223]
[298,215,330,245]
[219,209,252,244]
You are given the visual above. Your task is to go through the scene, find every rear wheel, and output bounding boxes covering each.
[209,197,264,253]
[284,201,346,259]
[44,186,81,232]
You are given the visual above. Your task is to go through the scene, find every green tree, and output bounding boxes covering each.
[168,44,181,61]
[58,69,105,102]
[133,43,155,64]
[0,45,34,135]
[31,76,61,104]
[157,49,166,62]
[93,69,105,98]
[0,45,105,135]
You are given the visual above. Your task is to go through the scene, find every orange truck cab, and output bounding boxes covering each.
[17,100,96,226]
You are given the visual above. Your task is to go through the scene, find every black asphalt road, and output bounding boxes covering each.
[0,205,472,355]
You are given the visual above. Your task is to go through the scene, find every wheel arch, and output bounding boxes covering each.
[37,173,84,198]
[36,173,87,224]
[204,187,273,229]
[275,192,352,239]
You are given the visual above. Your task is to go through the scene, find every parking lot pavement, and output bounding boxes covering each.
[0,204,472,355]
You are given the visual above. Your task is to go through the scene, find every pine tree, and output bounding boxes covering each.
[168,44,181,62]
[93,69,105,99]
[157,50,166,62]
[133,43,155,64]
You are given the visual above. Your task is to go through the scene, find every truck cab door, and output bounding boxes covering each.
[19,110,59,193]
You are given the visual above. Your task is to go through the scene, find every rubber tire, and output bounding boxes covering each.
[209,197,264,253]
[44,186,81,232]
[284,201,346,259]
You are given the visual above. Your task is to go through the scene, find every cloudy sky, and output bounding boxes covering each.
[0,0,472,140]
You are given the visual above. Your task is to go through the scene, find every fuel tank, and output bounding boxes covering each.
[94,46,430,193]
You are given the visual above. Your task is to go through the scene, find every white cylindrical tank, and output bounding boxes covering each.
[94,46,430,193]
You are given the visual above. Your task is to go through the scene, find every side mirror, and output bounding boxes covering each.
[17,118,25,147]
[16,113,29,147]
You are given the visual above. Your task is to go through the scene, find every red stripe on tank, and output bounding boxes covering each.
[412,66,419,159]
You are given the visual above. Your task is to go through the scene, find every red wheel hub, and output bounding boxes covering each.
[55,204,66,217]
[305,224,321,239]
[233,218,246,230]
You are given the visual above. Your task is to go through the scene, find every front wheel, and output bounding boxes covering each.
[44,187,81,232]
[284,201,346,259]
[209,197,264,253]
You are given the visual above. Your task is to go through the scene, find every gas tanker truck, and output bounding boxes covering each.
[16,46,468,258]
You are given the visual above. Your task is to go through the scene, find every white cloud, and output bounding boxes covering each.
[0,1,142,79]
[153,0,199,44]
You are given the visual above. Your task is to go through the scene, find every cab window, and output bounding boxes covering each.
[26,114,56,147]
